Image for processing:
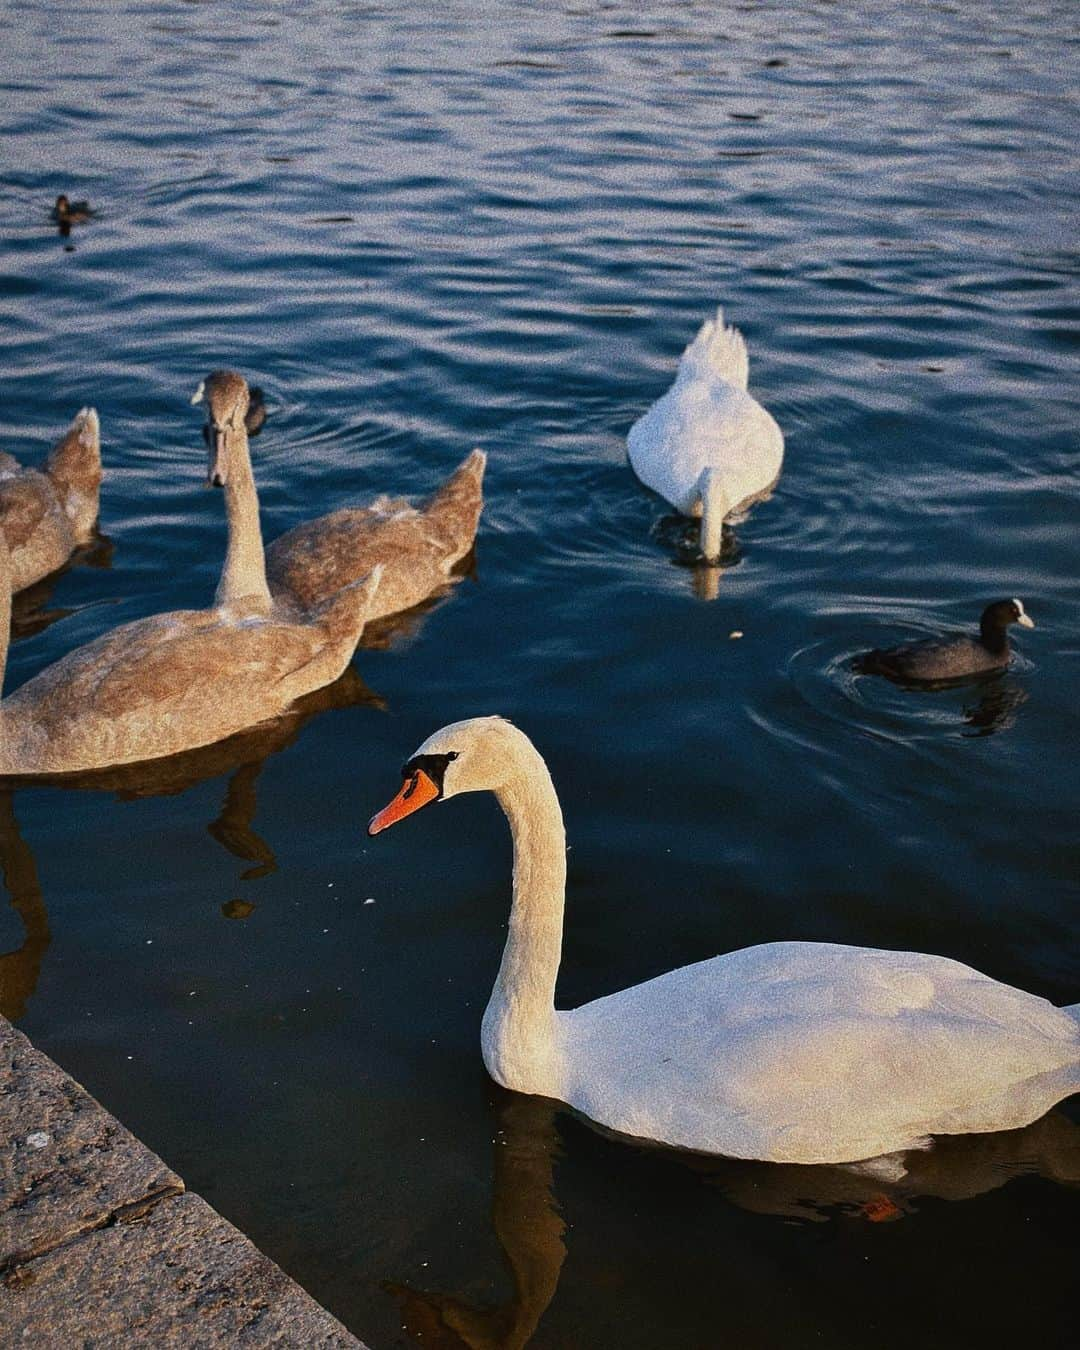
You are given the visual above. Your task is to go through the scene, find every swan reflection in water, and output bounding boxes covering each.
[0,791,49,1021]
[653,512,742,603]
[0,665,385,1017]
[388,1092,567,1350]
[389,1092,1080,1350]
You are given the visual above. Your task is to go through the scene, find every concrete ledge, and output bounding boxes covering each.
[0,1020,182,1267]
[0,1017,365,1348]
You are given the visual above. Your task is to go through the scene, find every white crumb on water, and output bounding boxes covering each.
[364,897,375,905]
[729,630,744,639]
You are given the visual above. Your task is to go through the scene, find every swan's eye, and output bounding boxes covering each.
[399,751,459,797]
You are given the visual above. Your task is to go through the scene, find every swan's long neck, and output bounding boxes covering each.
[215,430,272,614]
[698,466,728,563]
[482,749,567,1096]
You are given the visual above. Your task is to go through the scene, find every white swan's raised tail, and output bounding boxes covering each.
[676,308,749,390]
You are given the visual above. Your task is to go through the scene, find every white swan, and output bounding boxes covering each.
[627,309,784,561]
[369,717,1080,1164]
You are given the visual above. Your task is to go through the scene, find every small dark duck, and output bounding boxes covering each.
[51,194,94,235]
[855,599,1034,684]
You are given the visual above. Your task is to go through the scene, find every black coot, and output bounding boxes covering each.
[855,599,1034,684]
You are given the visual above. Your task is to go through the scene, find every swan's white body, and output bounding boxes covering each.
[557,941,1080,1162]
[627,310,784,559]
[371,718,1080,1165]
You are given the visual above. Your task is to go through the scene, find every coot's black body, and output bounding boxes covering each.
[855,599,1034,685]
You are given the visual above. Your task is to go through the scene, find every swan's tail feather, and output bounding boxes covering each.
[421,448,486,547]
[45,407,102,539]
[46,407,102,492]
[678,308,749,391]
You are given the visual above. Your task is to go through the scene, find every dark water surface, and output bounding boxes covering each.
[2,2,1078,1346]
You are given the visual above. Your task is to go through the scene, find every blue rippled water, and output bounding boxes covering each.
[2,2,1078,1346]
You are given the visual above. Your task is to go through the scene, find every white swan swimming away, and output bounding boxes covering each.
[627,309,784,561]
[369,717,1080,1164]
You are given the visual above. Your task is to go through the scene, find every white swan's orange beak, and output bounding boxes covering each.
[368,769,439,835]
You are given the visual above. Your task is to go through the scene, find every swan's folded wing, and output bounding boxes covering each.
[562,942,1080,1163]
[267,507,398,611]
[268,497,471,620]
[8,610,325,722]
[80,616,329,716]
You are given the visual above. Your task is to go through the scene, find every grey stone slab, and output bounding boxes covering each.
[0,1019,182,1267]
[1,1190,361,1347]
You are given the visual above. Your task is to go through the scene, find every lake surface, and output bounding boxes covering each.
[2,1,1078,1345]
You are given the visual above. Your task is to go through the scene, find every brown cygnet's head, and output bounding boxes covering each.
[192,370,251,487]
